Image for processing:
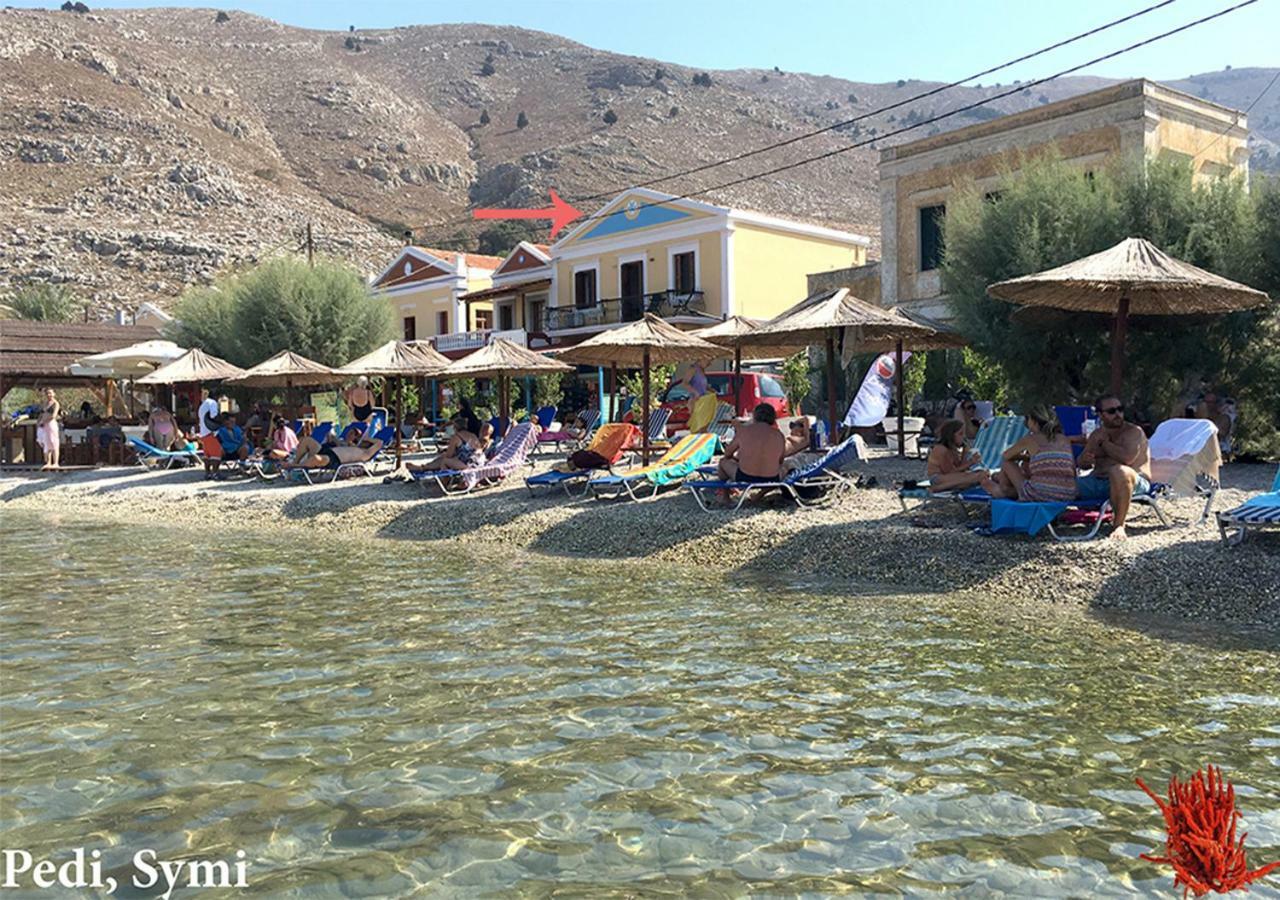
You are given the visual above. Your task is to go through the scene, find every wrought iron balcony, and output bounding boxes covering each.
[433,328,528,352]
[540,290,706,332]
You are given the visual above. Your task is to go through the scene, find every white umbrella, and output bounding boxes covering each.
[68,339,186,377]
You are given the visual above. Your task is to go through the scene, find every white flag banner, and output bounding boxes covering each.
[844,352,910,427]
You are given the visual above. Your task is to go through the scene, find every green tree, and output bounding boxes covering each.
[2,284,80,322]
[479,109,490,126]
[169,256,393,367]
[476,221,542,256]
[516,111,529,129]
[941,154,1279,453]
[602,109,618,125]
[782,351,812,412]
[532,372,566,409]
[620,363,676,402]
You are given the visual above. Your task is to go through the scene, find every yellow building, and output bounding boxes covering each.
[455,241,552,351]
[544,188,871,342]
[878,79,1250,320]
[371,246,503,350]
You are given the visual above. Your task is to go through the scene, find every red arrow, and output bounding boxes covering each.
[473,189,583,238]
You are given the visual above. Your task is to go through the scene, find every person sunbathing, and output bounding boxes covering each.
[406,417,483,473]
[718,403,786,484]
[264,415,298,461]
[926,420,985,492]
[980,406,1077,503]
[286,432,383,471]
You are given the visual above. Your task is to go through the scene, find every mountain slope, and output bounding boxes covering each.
[0,7,1272,315]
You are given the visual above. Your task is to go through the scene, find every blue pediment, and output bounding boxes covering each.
[579,198,693,240]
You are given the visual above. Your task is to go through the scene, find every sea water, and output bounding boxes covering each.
[1,511,1277,897]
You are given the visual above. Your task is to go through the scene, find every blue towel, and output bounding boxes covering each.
[990,499,1068,536]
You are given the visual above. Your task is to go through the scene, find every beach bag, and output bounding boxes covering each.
[569,449,610,470]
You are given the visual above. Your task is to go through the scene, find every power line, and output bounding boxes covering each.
[398,0,1185,241]
[1191,67,1279,164]
[550,0,1259,236]
[571,0,1181,204]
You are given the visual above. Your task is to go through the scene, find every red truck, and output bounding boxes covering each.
[658,371,791,434]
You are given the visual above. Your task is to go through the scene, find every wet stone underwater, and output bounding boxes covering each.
[1,511,1278,897]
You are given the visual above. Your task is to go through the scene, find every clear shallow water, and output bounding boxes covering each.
[1,511,1278,898]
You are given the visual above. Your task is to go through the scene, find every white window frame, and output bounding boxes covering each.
[617,252,647,298]
[571,261,600,308]
[667,243,700,292]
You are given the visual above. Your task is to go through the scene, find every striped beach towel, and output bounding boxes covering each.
[458,422,538,490]
[594,433,719,488]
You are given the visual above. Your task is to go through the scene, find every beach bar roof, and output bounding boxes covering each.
[0,320,165,395]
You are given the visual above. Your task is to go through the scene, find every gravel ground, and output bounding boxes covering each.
[2,453,1277,632]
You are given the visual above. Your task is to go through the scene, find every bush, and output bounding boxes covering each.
[692,72,713,87]
[2,284,80,322]
[620,363,675,404]
[478,109,490,126]
[214,10,230,22]
[480,60,496,77]
[169,257,393,368]
[516,111,529,129]
[476,221,542,256]
[602,109,618,125]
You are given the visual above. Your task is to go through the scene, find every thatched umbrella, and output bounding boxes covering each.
[441,338,572,435]
[988,237,1270,396]
[337,340,449,466]
[556,314,723,463]
[693,315,805,417]
[226,350,340,388]
[737,288,934,440]
[137,347,246,385]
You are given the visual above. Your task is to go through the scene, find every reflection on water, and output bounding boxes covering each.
[1,511,1278,897]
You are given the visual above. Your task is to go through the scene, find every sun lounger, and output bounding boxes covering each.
[686,433,868,511]
[128,436,201,470]
[287,425,396,484]
[533,405,558,430]
[625,407,674,461]
[536,408,599,453]
[898,415,1030,511]
[589,433,719,501]
[525,423,639,497]
[1217,464,1280,545]
[417,422,539,495]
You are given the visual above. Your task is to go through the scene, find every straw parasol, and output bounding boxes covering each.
[137,347,246,385]
[226,350,341,388]
[988,237,1270,396]
[693,315,806,416]
[337,340,450,466]
[441,338,572,435]
[556,314,724,463]
[737,288,934,439]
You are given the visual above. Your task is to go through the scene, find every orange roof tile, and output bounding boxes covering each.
[413,246,504,271]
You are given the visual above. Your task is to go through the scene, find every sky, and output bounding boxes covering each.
[11,0,1278,84]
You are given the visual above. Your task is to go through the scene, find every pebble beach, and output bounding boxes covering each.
[2,454,1277,633]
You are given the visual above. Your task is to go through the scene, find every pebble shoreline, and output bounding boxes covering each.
[2,455,1277,632]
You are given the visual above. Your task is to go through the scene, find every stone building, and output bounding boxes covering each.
[877,79,1250,320]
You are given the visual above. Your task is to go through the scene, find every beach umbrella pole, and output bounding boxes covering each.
[395,376,404,468]
[734,346,742,418]
[610,361,618,422]
[642,348,651,466]
[1110,295,1129,398]
[825,332,838,439]
[895,340,906,459]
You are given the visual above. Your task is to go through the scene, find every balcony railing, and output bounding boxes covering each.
[541,290,706,332]
[433,328,528,353]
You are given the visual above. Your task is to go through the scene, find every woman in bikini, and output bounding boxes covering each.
[407,416,483,472]
[345,376,375,425]
[925,419,985,493]
[981,406,1077,502]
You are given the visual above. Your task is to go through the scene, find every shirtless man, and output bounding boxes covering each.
[1076,394,1151,540]
[286,432,384,471]
[718,403,786,483]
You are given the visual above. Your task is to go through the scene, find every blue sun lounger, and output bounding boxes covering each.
[686,433,868,511]
[589,433,719,501]
[1217,465,1280,545]
[128,436,201,470]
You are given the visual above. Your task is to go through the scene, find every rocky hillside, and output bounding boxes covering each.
[0,6,1274,316]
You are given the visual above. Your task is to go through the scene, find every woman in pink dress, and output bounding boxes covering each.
[36,388,61,469]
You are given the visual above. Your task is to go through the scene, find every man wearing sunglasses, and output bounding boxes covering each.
[1077,394,1151,540]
